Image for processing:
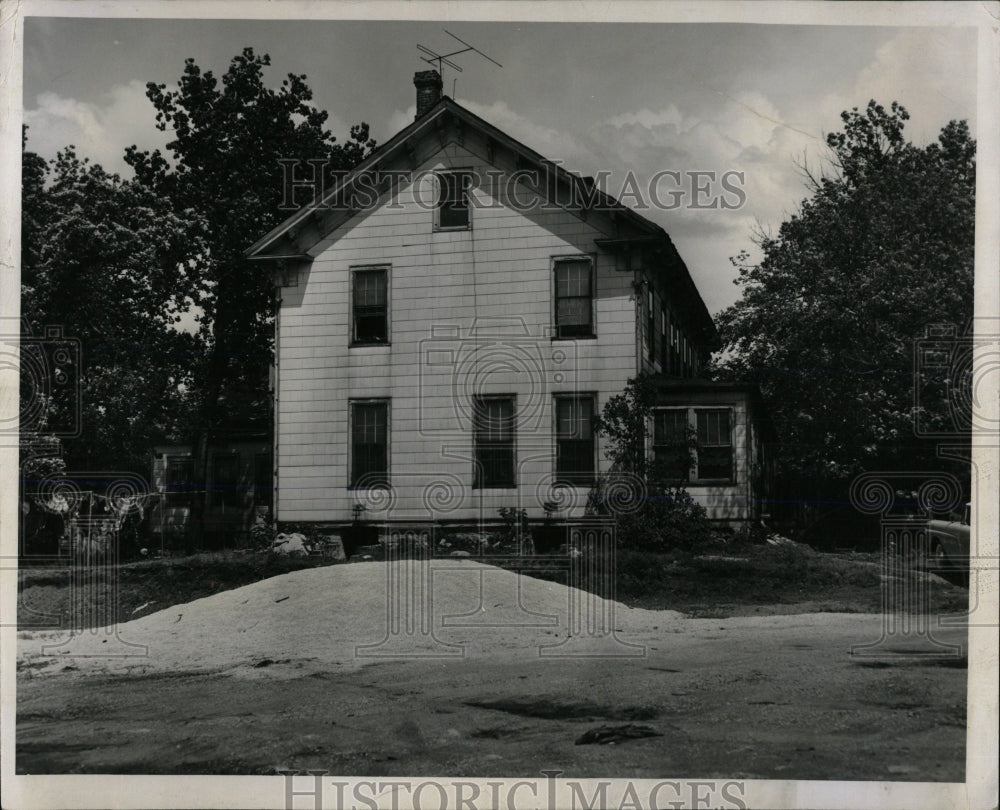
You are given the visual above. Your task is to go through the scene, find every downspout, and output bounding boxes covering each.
[272,281,281,524]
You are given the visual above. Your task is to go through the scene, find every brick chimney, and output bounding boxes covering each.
[414,70,443,119]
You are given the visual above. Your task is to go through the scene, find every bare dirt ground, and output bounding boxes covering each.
[16,560,968,779]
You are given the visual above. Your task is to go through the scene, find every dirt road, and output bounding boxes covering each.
[17,561,968,778]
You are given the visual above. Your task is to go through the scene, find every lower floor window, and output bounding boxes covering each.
[696,408,733,480]
[474,396,516,488]
[653,407,734,482]
[555,395,595,485]
[351,400,389,487]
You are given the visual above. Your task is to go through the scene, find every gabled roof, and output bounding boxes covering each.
[246,95,717,344]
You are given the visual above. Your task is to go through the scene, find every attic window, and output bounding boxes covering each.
[436,171,472,230]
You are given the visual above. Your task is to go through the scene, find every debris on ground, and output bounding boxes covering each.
[575,724,663,745]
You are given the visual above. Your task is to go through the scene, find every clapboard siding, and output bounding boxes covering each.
[275,139,637,522]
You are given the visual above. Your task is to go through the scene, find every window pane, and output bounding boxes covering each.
[557,298,590,326]
[438,172,470,228]
[474,397,515,487]
[556,261,591,296]
[353,270,388,342]
[556,396,595,484]
[351,402,389,486]
[654,410,687,444]
[696,411,732,479]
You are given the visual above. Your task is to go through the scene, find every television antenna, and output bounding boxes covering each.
[417,29,503,88]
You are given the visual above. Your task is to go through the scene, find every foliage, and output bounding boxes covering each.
[591,374,719,552]
[495,507,533,554]
[20,136,207,473]
[713,102,974,484]
[124,47,376,427]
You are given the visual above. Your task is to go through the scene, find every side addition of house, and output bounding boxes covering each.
[246,71,772,533]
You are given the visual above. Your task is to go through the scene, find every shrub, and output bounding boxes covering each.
[588,475,719,553]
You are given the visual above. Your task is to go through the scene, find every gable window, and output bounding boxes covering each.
[653,409,690,481]
[474,396,516,488]
[351,400,389,488]
[554,257,594,338]
[212,453,241,510]
[555,395,596,485]
[165,456,194,508]
[352,267,388,344]
[696,409,733,481]
[437,171,472,230]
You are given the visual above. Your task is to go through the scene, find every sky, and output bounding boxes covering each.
[22,17,979,315]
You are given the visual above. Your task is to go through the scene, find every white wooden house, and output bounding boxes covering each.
[246,71,772,532]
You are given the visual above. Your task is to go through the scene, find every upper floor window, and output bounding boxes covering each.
[647,289,657,362]
[554,257,594,338]
[350,400,389,488]
[474,396,516,488]
[352,267,388,345]
[555,395,596,485]
[436,171,472,230]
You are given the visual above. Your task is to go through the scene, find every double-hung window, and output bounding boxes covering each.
[555,395,596,485]
[554,258,594,338]
[351,400,389,487]
[352,267,388,344]
[652,409,691,481]
[696,409,733,481]
[473,396,516,488]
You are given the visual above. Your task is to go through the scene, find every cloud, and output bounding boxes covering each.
[24,80,169,176]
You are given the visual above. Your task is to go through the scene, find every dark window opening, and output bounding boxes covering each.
[555,396,595,485]
[555,259,593,338]
[351,401,389,487]
[353,268,388,344]
[653,409,690,481]
[474,396,516,488]
[438,171,471,229]
[696,409,733,480]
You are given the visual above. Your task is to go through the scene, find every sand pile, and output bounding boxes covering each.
[18,560,684,678]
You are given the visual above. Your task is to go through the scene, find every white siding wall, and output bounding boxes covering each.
[276,142,637,523]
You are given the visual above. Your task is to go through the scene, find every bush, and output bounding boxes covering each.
[588,476,720,553]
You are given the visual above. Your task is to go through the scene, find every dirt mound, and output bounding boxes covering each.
[18,560,684,678]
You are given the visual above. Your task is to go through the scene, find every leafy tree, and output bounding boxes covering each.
[20,138,207,475]
[712,101,975,533]
[124,48,376,543]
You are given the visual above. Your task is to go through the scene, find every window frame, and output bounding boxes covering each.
[651,408,691,483]
[434,169,473,231]
[472,395,517,489]
[552,255,596,340]
[693,407,735,483]
[651,407,736,484]
[349,399,390,489]
[350,265,390,347]
[554,393,597,486]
